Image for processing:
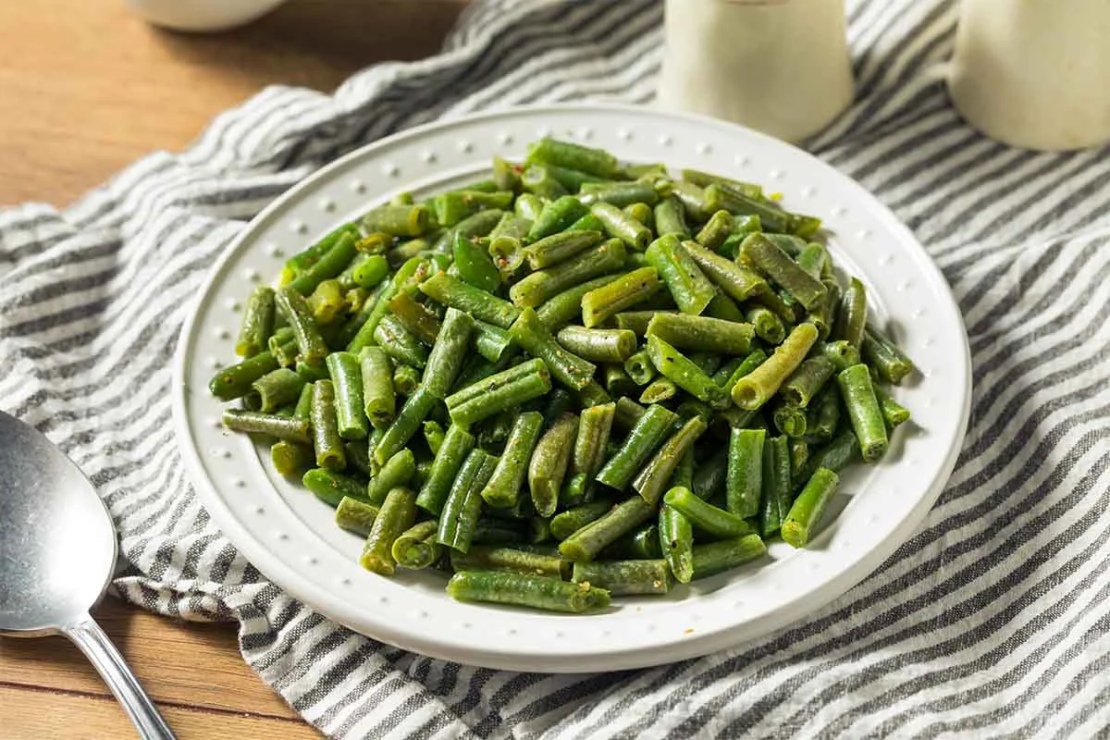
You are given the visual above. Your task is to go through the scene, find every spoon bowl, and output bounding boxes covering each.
[0,410,175,739]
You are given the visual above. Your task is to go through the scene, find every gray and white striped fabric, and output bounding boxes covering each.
[3,0,1109,736]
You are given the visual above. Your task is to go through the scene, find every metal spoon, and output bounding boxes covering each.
[0,410,176,739]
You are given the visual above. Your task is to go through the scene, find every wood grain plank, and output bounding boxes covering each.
[0,685,321,740]
[0,0,469,206]
[0,598,298,719]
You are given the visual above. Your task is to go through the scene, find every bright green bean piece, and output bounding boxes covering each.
[451,546,569,579]
[591,202,652,250]
[555,326,636,363]
[644,235,716,315]
[632,417,708,505]
[693,448,730,500]
[572,559,671,595]
[558,496,655,562]
[510,238,627,308]
[282,222,358,282]
[639,378,677,404]
[782,468,839,548]
[666,180,712,223]
[603,365,638,399]
[509,308,596,391]
[746,305,786,345]
[838,364,889,462]
[360,487,417,575]
[303,469,367,508]
[695,210,736,252]
[623,348,656,386]
[665,486,754,539]
[528,195,588,240]
[492,156,522,191]
[581,267,662,328]
[580,181,660,208]
[389,520,441,570]
[732,323,818,410]
[595,404,678,492]
[727,428,764,518]
[834,277,867,348]
[529,413,578,517]
[307,279,345,325]
[335,496,379,537]
[420,272,521,329]
[645,334,729,409]
[373,314,428,369]
[236,285,275,358]
[359,347,395,430]
[392,363,420,395]
[472,319,514,363]
[446,570,610,613]
[682,241,768,303]
[759,435,792,537]
[387,292,441,346]
[524,230,602,270]
[271,440,315,477]
[527,137,620,178]
[645,312,754,356]
[275,287,329,366]
[366,448,416,506]
[374,386,437,465]
[790,439,810,480]
[250,368,306,414]
[862,327,916,385]
[660,503,695,583]
[310,380,346,470]
[562,402,616,506]
[324,352,368,441]
[875,386,911,429]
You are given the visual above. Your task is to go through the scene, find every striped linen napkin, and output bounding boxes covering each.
[2,0,1109,736]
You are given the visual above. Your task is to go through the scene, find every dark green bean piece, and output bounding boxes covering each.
[578,378,612,409]
[335,496,379,536]
[510,238,627,308]
[386,292,440,346]
[704,183,796,234]
[632,417,708,505]
[654,196,690,238]
[645,334,729,409]
[623,348,656,386]
[271,439,315,476]
[303,469,367,508]
[795,430,857,489]
[659,500,695,583]
[420,306,474,400]
[695,210,736,252]
[716,215,763,258]
[598,522,659,560]
[555,326,637,363]
[781,355,836,408]
[759,435,792,537]
[551,500,613,541]
[527,137,619,178]
[566,212,608,233]
[862,327,916,384]
[509,308,596,391]
[374,386,437,465]
[691,534,767,580]
[470,519,526,546]
[321,352,366,440]
[351,254,390,290]
[590,202,652,250]
[236,285,275,358]
[838,364,888,462]
[534,275,618,332]
[447,361,552,427]
[823,340,861,371]
[480,411,544,509]
[366,448,416,506]
[437,449,497,553]
[452,232,501,294]
[808,277,840,340]
[682,241,768,303]
[309,380,346,470]
[344,440,373,479]
[790,439,810,480]
[283,222,358,282]
[665,486,754,539]
[644,235,716,315]
[275,287,328,365]
[389,520,441,570]
[727,428,764,518]
[360,487,417,575]
[562,402,616,506]
[339,283,386,352]
[416,424,476,514]
[834,277,867,348]
[603,364,638,399]
[805,384,841,442]
[572,559,670,595]
[693,448,729,500]
[580,267,662,328]
[782,468,839,548]
[746,305,786,345]
[250,368,305,414]
[715,349,764,398]
[579,181,660,207]
[529,413,578,517]
[447,357,545,409]
[289,232,359,297]
[541,388,575,426]
[447,570,609,613]
[420,271,521,329]
[359,347,395,430]
[595,404,678,492]
[732,323,819,410]
[558,496,655,562]
[772,401,808,438]
[524,230,602,270]
[295,360,329,383]
[466,319,513,364]
[613,309,669,335]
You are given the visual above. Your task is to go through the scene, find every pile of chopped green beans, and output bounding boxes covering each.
[211,137,916,614]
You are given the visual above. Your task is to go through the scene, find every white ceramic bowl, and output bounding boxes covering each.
[124,0,287,32]
[173,104,971,672]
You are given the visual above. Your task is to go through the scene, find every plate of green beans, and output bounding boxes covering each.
[173,105,971,671]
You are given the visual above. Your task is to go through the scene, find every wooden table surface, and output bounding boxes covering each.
[0,1,466,737]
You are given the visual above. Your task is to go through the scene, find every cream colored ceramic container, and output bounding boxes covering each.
[658,0,854,143]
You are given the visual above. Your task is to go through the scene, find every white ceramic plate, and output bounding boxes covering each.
[173,104,971,672]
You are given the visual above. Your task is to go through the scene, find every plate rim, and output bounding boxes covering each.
[172,102,972,672]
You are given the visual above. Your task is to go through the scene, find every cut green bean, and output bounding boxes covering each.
[303,468,367,508]
[645,334,729,409]
[447,570,610,613]
[665,486,754,539]
[360,487,417,575]
[437,449,497,553]
[335,496,379,536]
[558,496,655,562]
[660,502,695,583]
[510,238,627,308]
[759,435,792,537]
[654,196,690,237]
[681,168,763,198]
[325,352,368,440]
[555,326,636,363]
[448,362,552,427]
[365,448,416,506]
[595,403,678,492]
[632,416,708,505]
[221,409,309,443]
[781,356,836,408]
[645,312,753,356]
[603,365,638,399]
[639,378,677,404]
[282,222,358,283]
[693,448,729,500]
[862,327,916,385]
[534,275,619,331]
[359,347,395,429]
[373,314,428,369]
[772,401,808,438]
[387,292,441,346]
[782,468,839,548]
[823,340,861,371]
[572,559,670,596]
[613,397,646,431]
[529,412,578,517]
[691,534,767,580]
[453,231,502,294]
[289,232,359,296]
[623,348,656,386]
[421,307,474,399]
[644,235,716,315]
[392,363,420,395]
[695,210,735,252]
[528,195,589,240]
[527,137,619,178]
[550,500,613,541]
[563,402,616,505]
[739,233,827,310]
[838,363,889,462]
[746,305,786,345]
[374,386,437,465]
[275,287,329,365]
[875,386,911,429]
[834,277,867,348]
[727,428,764,518]
[732,322,818,410]
[509,308,596,391]
[250,368,306,414]
[361,204,429,237]
[581,267,662,328]
[451,545,569,579]
[390,520,441,570]
[682,241,768,303]
[590,202,652,250]
[420,271,521,329]
[310,380,346,470]
[271,439,315,476]
[236,285,275,358]
[416,424,476,515]
[790,439,810,480]
[524,230,602,270]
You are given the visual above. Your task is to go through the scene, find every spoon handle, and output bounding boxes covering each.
[64,615,177,740]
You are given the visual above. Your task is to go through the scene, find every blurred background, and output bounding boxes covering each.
[0,0,469,206]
